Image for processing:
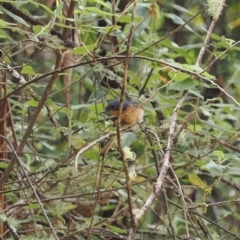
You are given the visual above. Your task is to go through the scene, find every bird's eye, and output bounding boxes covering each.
[112,104,117,110]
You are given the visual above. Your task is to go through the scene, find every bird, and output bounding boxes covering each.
[104,99,144,127]
[100,99,144,155]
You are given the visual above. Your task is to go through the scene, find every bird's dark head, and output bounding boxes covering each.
[104,99,143,126]
[104,100,131,113]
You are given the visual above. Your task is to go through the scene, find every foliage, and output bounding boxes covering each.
[0,0,240,239]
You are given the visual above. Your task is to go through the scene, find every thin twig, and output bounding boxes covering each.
[113,54,240,108]
[139,68,153,97]
[133,92,188,227]
[0,54,64,186]
[74,132,113,170]
[117,1,138,237]
[196,20,217,66]
[0,135,59,240]
[135,6,206,56]
[170,166,190,237]
[4,220,19,240]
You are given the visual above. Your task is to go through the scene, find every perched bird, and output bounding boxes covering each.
[104,99,144,127]
[100,99,144,155]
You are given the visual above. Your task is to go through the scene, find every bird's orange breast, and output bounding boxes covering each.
[108,105,144,126]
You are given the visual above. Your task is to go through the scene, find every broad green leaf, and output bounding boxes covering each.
[32,25,50,34]
[59,107,69,114]
[168,71,189,81]
[189,89,204,99]
[0,163,8,169]
[213,150,225,159]
[188,124,202,132]
[72,44,95,55]
[122,132,137,147]
[21,65,35,75]
[195,159,210,167]
[226,167,240,177]
[26,100,39,107]
[211,33,222,41]
[202,71,216,80]
[188,174,211,192]
[168,78,195,91]
[198,116,235,133]
[33,25,43,34]
[118,15,133,23]
[200,160,224,175]
[181,64,203,73]
[118,15,142,23]
[167,70,177,79]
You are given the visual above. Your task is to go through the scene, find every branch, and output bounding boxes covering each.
[0,54,64,186]
[133,92,188,227]
[116,0,138,236]
[0,135,59,240]
[2,3,62,39]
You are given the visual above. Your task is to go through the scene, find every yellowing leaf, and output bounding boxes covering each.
[188,174,212,194]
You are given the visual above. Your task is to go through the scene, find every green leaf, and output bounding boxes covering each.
[94,0,112,10]
[188,124,202,132]
[33,25,47,34]
[163,13,194,32]
[54,1,64,15]
[0,6,29,27]
[59,107,69,114]
[118,15,142,23]
[26,203,40,210]
[84,7,114,17]
[200,160,224,175]
[72,44,95,55]
[0,29,11,39]
[21,65,35,75]
[181,64,203,73]
[188,174,211,192]
[189,89,204,99]
[168,78,195,91]
[213,150,225,159]
[172,3,192,14]
[109,225,126,234]
[195,159,210,167]
[0,19,16,27]
[0,163,8,169]
[168,71,189,81]
[26,100,39,107]
[28,0,54,15]
[96,25,121,34]
[122,132,137,147]
[202,71,217,80]
[71,104,91,110]
[226,167,240,177]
